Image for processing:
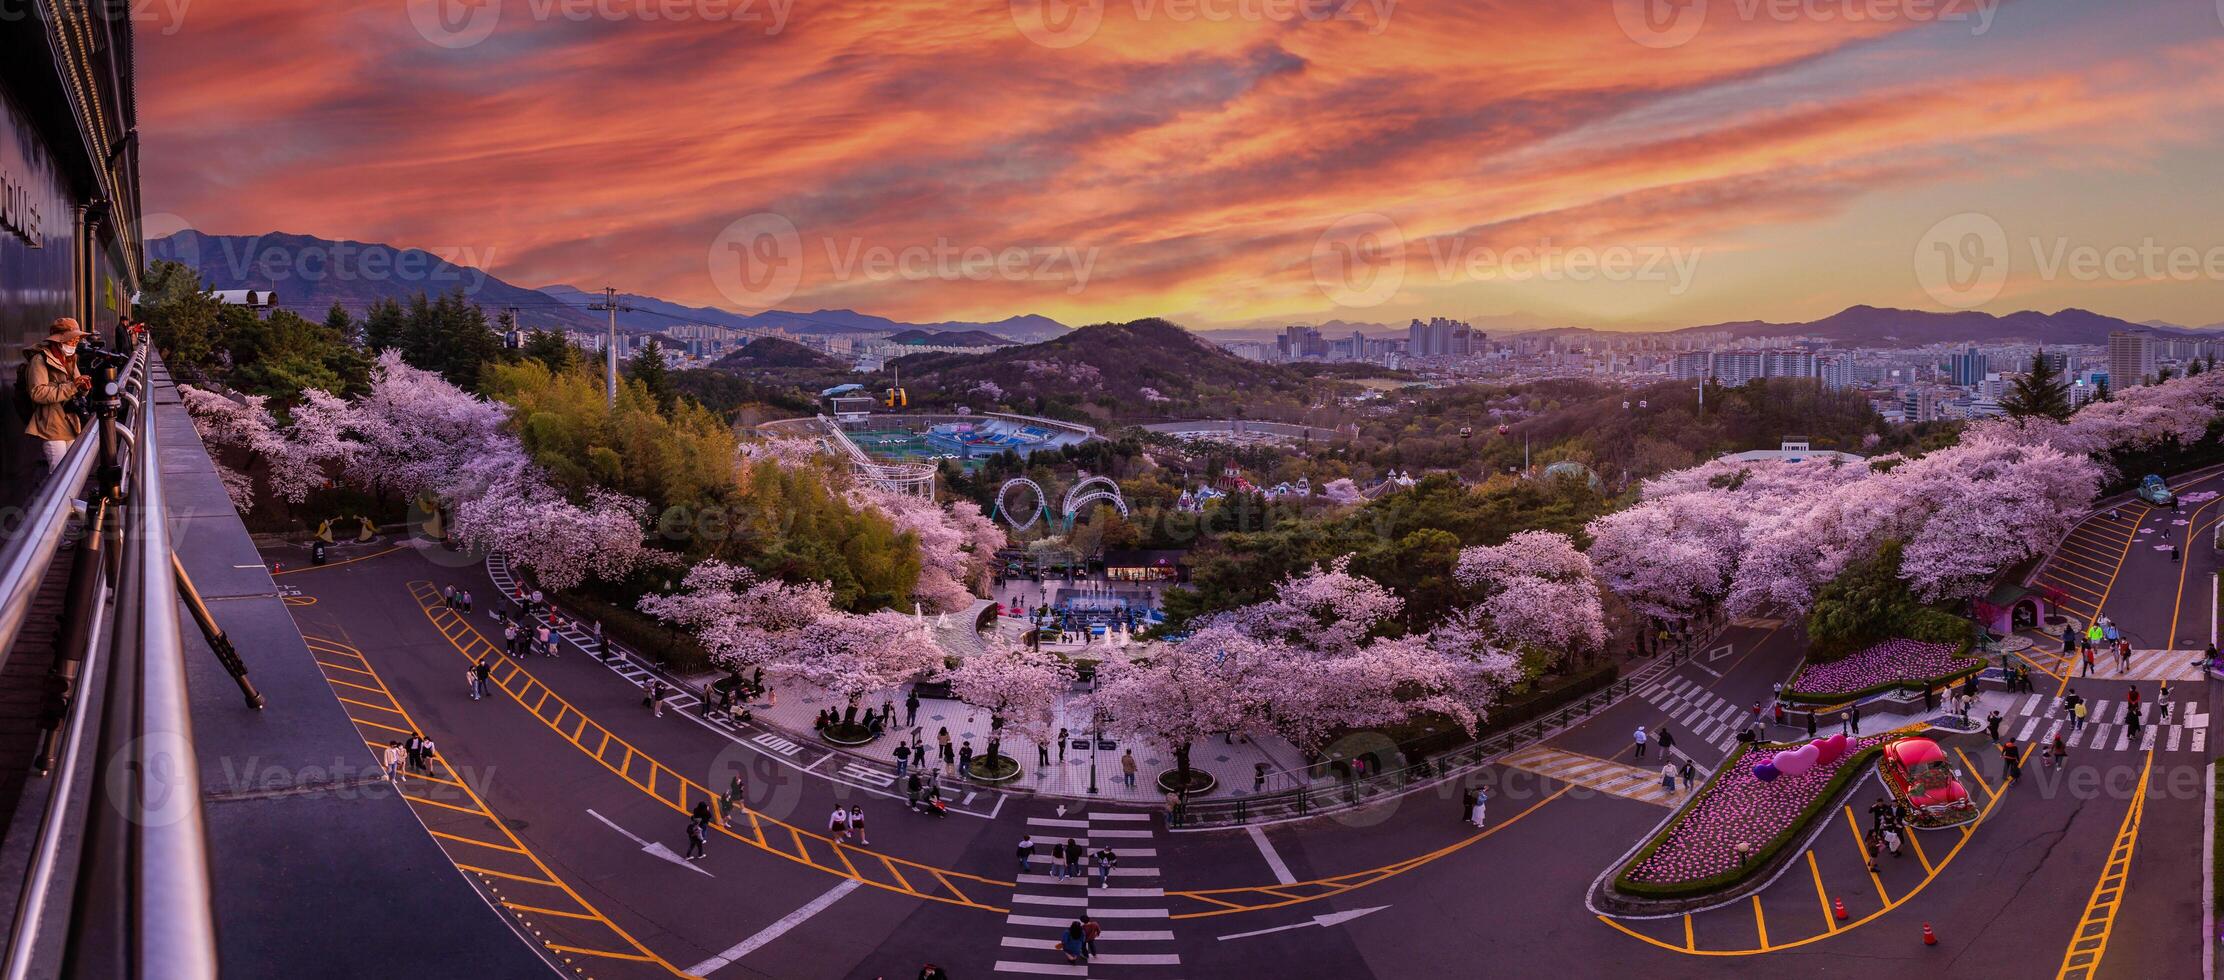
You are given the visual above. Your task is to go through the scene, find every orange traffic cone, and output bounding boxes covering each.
[1833,897,1848,921]
[1922,922,1937,946]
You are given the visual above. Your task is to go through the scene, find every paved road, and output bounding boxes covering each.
[265,536,2211,979]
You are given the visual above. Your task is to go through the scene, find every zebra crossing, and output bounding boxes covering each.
[1499,744,1682,807]
[2043,647,2212,682]
[1987,692,2209,754]
[996,810,1181,976]
[1637,675,1754,754]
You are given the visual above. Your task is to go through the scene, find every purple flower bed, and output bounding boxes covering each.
[1620,734,1892,888]
[1789,639,1973,699]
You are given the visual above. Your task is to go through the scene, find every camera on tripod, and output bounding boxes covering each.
[75,336,130,371]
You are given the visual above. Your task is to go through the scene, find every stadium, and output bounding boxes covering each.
[759,411,1097,496]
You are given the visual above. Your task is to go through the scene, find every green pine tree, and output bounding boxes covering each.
[627,338,676,413]
[362,297,407,353]
[2001,350,2073,421]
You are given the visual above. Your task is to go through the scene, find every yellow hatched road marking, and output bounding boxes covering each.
[1842,806,1888,905]
[300,633,692,977]
[2055,752,2153,980]
[1806,852,1836,933]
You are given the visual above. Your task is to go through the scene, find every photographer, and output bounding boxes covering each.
[20,318,91,473]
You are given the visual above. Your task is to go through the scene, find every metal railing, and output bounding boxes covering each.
[0,342,221,979]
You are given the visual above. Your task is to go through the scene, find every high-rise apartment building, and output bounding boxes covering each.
[2108,331,2155,388]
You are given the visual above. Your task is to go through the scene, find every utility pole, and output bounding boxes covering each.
[588,286,633,405]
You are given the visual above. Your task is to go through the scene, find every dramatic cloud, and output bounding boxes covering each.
[139,1,2224,328]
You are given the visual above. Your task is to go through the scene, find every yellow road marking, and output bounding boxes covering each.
[1751,896,1767,948]
[1167,784,1574,918]
[1955,748,1997,800]
[271,544,403,576]
[402,794,493,819]
[1596,769,2013,956]
[1907,825,1934,875]
[1806,852,1836,933]
[301,634,692,976]
[456,863,559,887]
[2168,509,2224,643]
[1842,807,1888,905]
[431,830,527,854]
[315,659,376,676]
[543,944,658,963]
[404,583,1015,915]
[1684,913,1694,950]
[336,695,404,715]
[2054,751,2153,979]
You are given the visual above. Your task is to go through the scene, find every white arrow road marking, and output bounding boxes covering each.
[1216,905,1388,941]
[688,879,861,975]
[586,808,713,877]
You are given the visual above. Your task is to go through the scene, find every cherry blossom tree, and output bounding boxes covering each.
[177,385,283,511]
[946,639,1075,773]
[343,350,514,500]
[1585,492,1743,624]
[849,483,1007,613]
[452,482,658,591]
[1454,530,1605,654]
[1320,478,1364,506]
[1078,645,1249,792]
[637,560,839,673]
[1890,434,2101,601]
[782,609,943,717]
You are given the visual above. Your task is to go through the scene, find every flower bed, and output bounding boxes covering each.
[1613,734,1897,898]
[1782,639,1982,705]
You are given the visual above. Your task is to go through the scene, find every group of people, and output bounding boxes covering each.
[2066,617,2137,676]
[1860,796,1911,871]
[439,584,476,613]
[382,733,437,781]
[1017,835,1121,887]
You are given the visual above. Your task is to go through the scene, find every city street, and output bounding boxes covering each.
[265,513,2216,979]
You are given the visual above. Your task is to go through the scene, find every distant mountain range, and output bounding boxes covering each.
[884,328,1013,347]
[1665,305,2201,347]
[146,230,1072,344]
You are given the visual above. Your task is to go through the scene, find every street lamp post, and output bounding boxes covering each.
[1087,712,1101,795]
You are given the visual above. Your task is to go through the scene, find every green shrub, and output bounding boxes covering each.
[1612,739,1892,899]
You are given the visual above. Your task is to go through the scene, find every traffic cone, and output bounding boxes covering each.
[1833,897,1848,921]
[1922,922,1937,946]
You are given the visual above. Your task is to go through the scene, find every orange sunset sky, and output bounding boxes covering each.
[139,0,2224,331]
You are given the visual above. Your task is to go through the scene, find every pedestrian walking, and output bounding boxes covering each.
[1037,740,1050,767]
[1862,827,1883,873]
[849,805,869,846]
[418,736,436,773]
[2127,709,2144,745]
[829,805,851,842]
[907,772,923,809]
[1064,838,1083,881]
[1631,726,1649,760]
[442,584,455,608]
[1018,835,1036,875]
[723,773,746,825]
[537,622,554,657]
[503,623,519,656]
[1660,763,1677,794]
[1883,826,1903,858]
[2048,732,2068,769]
[1679,759,1696,794]
[647,680,665,717]
[2073,698,2089,732]
[2160,680,2174,723]
[473,658,492,700]
[1851,705,1862,735]
[905,689,920,727]
[1868,796,1892,831]
[2126,685,2141,715]
[1121,749,1137,788]
[405,733,424,773]
[1060,921,1088,965]
[1082,915,1102,958]
[1050,840,1068,880]
[1469,786,1488,827]
[958,740,974,777]
[464,664,477,699]
[1058,727,1069,762]
[895,742,911,778]
[684,819,708,861]
[1093,847,1114,887]
[1657,727,1675,755]
[2000,740,2021,782]
[2082,647,2096,677]
[938,727,954,765]
[1773,702,1787,728]
[1805,712,1817,738]
[1985,709,2002,742]
[459,589,472,613]
[383,741,403,783]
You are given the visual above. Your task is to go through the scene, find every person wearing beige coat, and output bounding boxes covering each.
[21,318,89,470]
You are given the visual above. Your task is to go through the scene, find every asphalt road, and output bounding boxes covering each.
[263,526,2215,980]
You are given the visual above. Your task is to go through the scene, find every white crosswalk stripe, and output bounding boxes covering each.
[1637,675,1768,754]
[1997,691,2206,753]
[997,809,1181,975]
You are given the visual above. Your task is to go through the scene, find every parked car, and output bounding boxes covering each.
[2137,473,2174,506]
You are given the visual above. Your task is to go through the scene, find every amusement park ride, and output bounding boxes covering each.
[994,474,1129,532]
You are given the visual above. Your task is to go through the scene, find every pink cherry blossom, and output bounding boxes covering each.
[1455,530,1604,653]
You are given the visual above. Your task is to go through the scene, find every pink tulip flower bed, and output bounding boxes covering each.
[1786,639,1979,702]
[1616,734,1895,896]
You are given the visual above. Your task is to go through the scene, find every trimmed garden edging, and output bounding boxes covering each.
[1780,645,1986,706]
[1589,733,1909,916]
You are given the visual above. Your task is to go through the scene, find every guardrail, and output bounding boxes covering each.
[0,343,221,979]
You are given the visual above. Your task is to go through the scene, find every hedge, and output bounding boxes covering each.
[552,588,715,675]
[1611,738,1893,899]
[1780,645,1984,706]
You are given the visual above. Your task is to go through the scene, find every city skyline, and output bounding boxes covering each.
[139,2,2224,332]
